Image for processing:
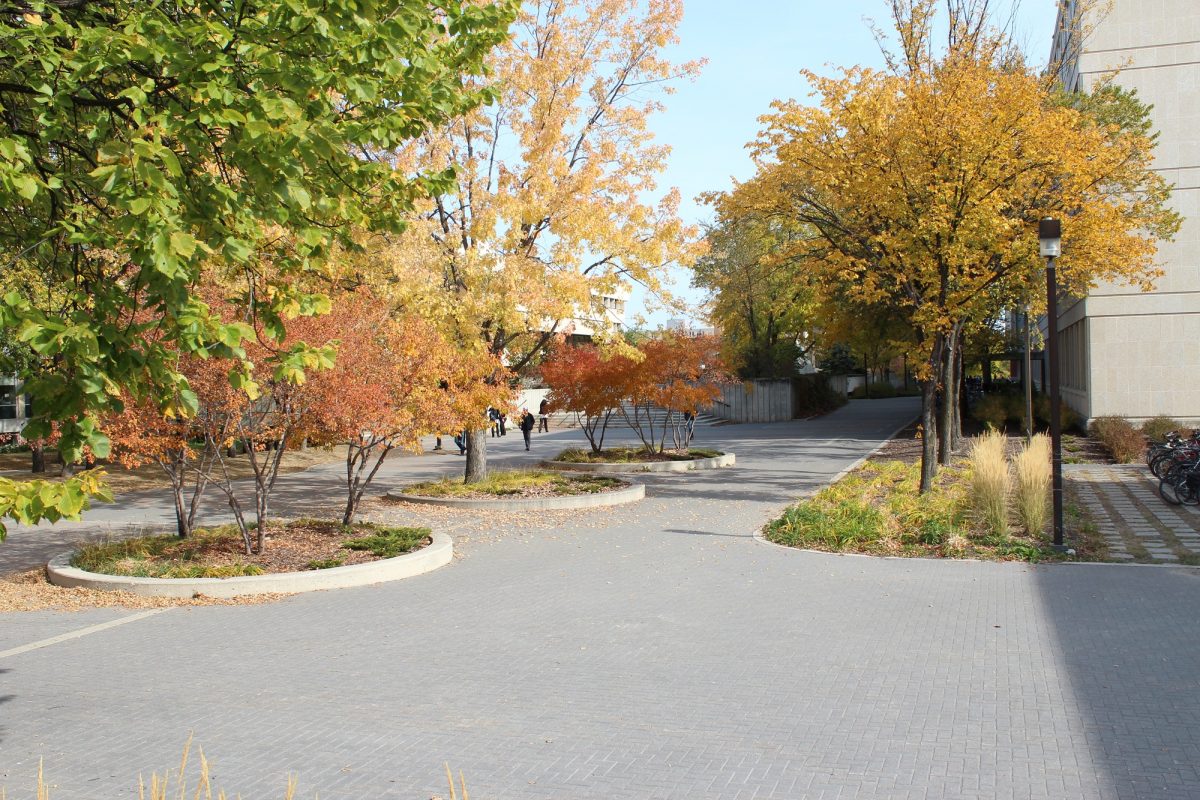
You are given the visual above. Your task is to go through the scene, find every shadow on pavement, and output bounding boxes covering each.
[1034,565,1200,798]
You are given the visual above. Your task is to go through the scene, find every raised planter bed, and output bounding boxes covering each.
[542,450,735,474]
[388,482,644,510]
[45,532,453,599]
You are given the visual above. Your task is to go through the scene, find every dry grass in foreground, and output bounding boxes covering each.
[3,737,473,800]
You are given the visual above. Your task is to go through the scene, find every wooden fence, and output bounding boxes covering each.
[711,379,795,423]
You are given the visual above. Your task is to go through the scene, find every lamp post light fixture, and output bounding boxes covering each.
[1039,218,1067,550]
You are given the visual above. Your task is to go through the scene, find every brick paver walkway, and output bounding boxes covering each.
[2,399,1199,800]
[1067,464,1200,563]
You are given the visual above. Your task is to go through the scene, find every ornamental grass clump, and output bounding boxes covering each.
[1013,434,1051,536]
[969,430,1010,536]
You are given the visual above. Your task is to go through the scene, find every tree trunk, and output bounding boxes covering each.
[172,480,190,538]
[919,334,945,493]
[920,377,939,493]
[938,325,961,466]
[952,338,965,451]
[464,428,488,484]
[921,376,940,494]
[30,442,45,473]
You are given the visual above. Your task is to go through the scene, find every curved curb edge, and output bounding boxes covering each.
[386,482,645,510]
[540,453,735,474]
[45,532,453,599]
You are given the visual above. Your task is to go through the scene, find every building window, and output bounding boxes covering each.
[1060,320,1088,392]
[0,385,16,420]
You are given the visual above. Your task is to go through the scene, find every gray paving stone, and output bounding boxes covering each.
[2,403,1198,800]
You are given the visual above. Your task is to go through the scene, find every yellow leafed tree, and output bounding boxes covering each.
[722,0,1179,491]
[380,0,704,482]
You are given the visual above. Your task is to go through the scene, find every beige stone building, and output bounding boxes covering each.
[1050,0,1200,425]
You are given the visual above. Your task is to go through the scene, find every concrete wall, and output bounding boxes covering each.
[712,380,793,423]
[1051,0,1200,425]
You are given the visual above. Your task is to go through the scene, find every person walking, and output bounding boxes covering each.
[538,397,550,432]
[498,410,508,436]
[520,408,536,451]
[489,407,500,437]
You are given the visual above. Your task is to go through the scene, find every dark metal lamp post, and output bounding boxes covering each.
[1039,218,1068,551]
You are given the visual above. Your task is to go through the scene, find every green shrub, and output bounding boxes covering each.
[1033,395,1080,432]
[401,469,621,497]
[1002,394,1026,424]
[793,373,846,416]
[763,498,885,550]
[1141,415,1183,443]
[342,526,430,558]
[1090,416,1144,463]
[972,395,1009,430]
[850,381,898,399]
[306,557,346,570]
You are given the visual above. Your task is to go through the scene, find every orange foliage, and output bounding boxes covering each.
[541,345,631,453]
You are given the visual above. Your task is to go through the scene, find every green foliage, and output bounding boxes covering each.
[972,395,1010,430]
[1141,416,1184,442]
[693,214,814,379]
[1033,395,1080,433]
[818,343,858,375]
[849,381,898,399]
[554,447,722,463]
[401,469,623,497]
[793,373,846,416]
[306,557,346,570]
[764,458,1062,561]
[0,0,517,531]
[0,470,112,540]
[764,498,885,549]
[70,525,261,578]
[341,526,429,559]
[1090,416,1144,463]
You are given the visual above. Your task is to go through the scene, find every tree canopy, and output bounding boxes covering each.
[0,0,517,533]
[709,0,1180,489]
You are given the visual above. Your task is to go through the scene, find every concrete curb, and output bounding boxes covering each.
[387,482,645,510]
[45,532,453,599]
[540,453,735,474]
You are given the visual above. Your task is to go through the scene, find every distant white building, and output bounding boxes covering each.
[1049,0,1200,425]
[568,284,632,339]
[0,378,29,436]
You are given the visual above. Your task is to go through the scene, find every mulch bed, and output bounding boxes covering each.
[399,477,625,501]
[868,420,923,464]
[557,449,716,464]
[167,521,429,573]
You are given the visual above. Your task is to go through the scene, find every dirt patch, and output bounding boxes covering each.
[73,520,431,578]
[868,420,923,464]
[0,569,284,612]
[554,447,722,464]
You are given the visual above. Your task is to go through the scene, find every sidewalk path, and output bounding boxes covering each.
[2,398,1200,800]
[1067,463,1200,563]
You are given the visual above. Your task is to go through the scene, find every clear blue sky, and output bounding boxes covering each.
[631,0,1060,326]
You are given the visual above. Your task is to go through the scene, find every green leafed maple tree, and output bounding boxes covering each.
[0,0,517,536]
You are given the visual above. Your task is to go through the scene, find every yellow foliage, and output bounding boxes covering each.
[716,0,1178,372]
